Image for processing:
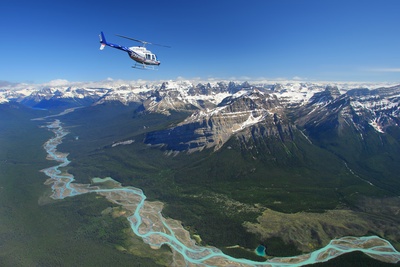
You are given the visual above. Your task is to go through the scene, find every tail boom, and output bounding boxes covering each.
[99,31,130,52]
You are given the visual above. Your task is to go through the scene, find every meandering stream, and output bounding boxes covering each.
[41,119,400,266]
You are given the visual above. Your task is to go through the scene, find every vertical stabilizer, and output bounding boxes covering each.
[99,31,107,50]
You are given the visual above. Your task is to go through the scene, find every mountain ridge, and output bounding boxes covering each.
[2,80,398,133]
[2,81,400,161]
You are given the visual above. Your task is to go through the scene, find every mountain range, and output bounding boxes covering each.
[3,80,399,153]
[2,80,399,125]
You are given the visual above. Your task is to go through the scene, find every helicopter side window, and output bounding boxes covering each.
[151,54,156,60]
[146,54,151,60]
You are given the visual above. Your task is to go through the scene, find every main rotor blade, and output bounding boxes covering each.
[116,34,146,44]
[116,34,171,48]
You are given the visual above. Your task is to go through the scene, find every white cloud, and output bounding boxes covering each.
[45,79,70,86]
[367,68,400,73]
[292,76,307,81]
[176,76,187,81]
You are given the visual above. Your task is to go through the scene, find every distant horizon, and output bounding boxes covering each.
[1,77,399,92]
[2,72,400,86]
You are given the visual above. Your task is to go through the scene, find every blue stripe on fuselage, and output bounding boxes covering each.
[106,42,130,53]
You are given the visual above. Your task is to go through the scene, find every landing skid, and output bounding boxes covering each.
[132,64,157,70]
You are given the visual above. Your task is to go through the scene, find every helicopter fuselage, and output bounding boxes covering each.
[99,32,160,66]
[128,46,160,66]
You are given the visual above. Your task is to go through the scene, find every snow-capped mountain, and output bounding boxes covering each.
[347,85,400,133]
[140,81,233,115]
[142,82,399,152]
[145,89,286,152]
[1,80,400,153]
[294,84,400,137]
[18,87,110,108]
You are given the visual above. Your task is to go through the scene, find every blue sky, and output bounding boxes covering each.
[1,0,399,83]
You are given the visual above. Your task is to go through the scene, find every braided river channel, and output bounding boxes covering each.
[41,119,400,266]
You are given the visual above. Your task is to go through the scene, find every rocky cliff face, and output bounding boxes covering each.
[144,83,400,155]
[145,89,294,152]
[295,85,400,139]
[348,85,400,133]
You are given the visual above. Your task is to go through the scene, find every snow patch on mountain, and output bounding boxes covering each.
[0,95,8,103]
[369,119,385,133]
[232,113,265,133]
[112,140,135,147]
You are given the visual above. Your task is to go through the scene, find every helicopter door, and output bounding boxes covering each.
[146,54,156,61]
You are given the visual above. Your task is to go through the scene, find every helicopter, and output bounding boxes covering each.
[99,31,170,70]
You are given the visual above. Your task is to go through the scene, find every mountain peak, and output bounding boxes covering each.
[325,85,341,99]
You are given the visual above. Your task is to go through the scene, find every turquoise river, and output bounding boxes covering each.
[41,118,400,266]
